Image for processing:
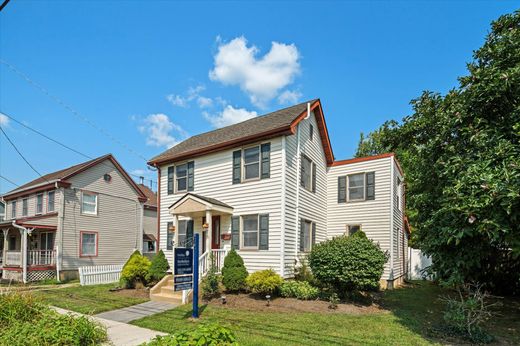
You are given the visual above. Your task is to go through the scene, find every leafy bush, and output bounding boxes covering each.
[221,249,248,292]
[0,292,107,345]
[280,281,319,300]
[328,292,339,310]
[120,251,151,288]
[147,250,169,285]
[308,235,388,293]
[246,269,283,295]
[201,253,220,300]
[350,230,367,239]
[144,323,238,345]
[293,261,316,285]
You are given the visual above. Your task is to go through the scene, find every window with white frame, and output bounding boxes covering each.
[347,225,361,236]
[301,155,313,191]
[177,220,187,246]
[47,191,55,212]
[176,164,188,192]
[243,146,260,180]
[302,220,312,252]
[166,222,174,250]
[81,192,98,215]
[242,214,259,249]
[11,201,16,219]
[80,232,97,256]
[348,173,365,201]
[22,198,28,216]
[36,194,43,214]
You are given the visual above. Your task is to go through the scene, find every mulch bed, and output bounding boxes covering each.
[206,293,385,314]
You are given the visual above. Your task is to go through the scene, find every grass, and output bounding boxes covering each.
[133,281,520,345]
[34,283,149,314]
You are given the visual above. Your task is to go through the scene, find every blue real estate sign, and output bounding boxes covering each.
[173,247,194,291]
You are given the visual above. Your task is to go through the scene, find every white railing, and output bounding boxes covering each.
[28,250,56,266]
[198,249,229,280]
[5,251,21,266]
[79,264,124,286]
[212,249,227,273]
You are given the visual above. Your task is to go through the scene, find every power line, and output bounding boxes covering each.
[0,126,50,182]
[0,111,157,188]
[0,175,19,187]
[0,59,149,162]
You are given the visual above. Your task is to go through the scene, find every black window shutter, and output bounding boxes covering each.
[312,163,317,193]
[312,222,316,245]
[187,161,195,191]
[300,155,305,187]
[232,150,242,184]
[260,143,271,179]
[186,220,194,247]
[167,166,174,195]
[366,172,375,200]
[166,222,173,250]
[299,219,305,252]
[338,176,347,203]
[231,216,240,249]
[259,214,269,250]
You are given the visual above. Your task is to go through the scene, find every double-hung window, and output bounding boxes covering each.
[47,191,55,212]
[167,166,174,195]
[348,173,365,201]
[22,198,28,216]
[176,164,188,192]
[243,146,260,180]
[80,232,97,256]
[36,194,43,214]
[242,215,259,249]
[302,220,312,252]
[11,201,16,219]
[300,155,316,192]
[81,191,98,215]
[347,225,361,236]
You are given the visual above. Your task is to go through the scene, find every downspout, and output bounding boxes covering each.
[56,182,65,282]
[12,222,28,283]
[279,136,286,277]
[139,203,144,253]
[389,156,395,286]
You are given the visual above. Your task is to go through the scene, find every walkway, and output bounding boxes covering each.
[53,307,167,346]
[95,301,178,323]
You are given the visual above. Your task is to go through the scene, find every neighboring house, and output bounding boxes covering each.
[0,154,149,282]
[137,183,158,259]
[0,200,5,221]
[148,99,409,289]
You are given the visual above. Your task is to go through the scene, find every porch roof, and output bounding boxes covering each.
[169,193,233,216]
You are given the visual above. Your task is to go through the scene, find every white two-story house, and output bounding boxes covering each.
[148,99,408,294]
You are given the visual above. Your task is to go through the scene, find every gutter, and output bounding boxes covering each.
[279,136,287,277]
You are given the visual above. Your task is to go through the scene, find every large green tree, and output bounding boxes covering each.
[356,11,520,294]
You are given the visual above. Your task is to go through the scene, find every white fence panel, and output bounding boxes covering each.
[78,264,124,286]
[408,248,433,280]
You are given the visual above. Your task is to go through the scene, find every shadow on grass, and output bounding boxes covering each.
[182,304,208,319]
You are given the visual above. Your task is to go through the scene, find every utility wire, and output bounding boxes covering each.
[0,111,157,188]
[0,126,50,182]
[0,59,149,162]
[0,174,19,187]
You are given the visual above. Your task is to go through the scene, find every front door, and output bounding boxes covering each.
[211,216,221,249]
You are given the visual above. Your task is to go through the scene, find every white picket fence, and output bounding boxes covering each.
[78,264,123,286]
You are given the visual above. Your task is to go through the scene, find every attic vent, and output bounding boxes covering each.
[103,174,112,183]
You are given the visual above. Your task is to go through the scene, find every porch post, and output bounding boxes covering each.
[173,214,179,248]
[20,228,28,283]
[2,229,8,265]
[205,210,212,255]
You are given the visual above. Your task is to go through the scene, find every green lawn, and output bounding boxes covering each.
[35,283,149,314]
[132,281,520,346]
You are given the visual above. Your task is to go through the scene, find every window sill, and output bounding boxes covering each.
[80,213,98,217]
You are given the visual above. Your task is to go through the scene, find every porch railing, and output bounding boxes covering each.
[5,251,22,266]
[28,250,56,266]
[198,249,228,280]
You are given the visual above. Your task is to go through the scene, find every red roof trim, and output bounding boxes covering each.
[331,153,395,167]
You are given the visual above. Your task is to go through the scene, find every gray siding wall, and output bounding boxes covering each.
[327,156,393,279]
[5,190,61,224]
[391,158,406,279]
[143,208,157,237]
[60,159,142,270]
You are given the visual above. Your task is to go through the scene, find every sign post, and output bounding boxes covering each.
[192,233,199,318]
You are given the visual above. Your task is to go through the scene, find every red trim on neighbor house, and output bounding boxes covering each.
[156,168,161,254]
[79,231,99,258]
[15,212,58,222]
[28,265,56,270]
[15,223,57,230]
[331,153,395,167]
[3,181,70,201]
[2,267,22,272]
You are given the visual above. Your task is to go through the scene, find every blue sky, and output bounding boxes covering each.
[0,1,518,194]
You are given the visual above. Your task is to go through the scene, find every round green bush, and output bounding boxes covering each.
[280,281,319,300]
[246,269,283,295]
[146,250,169,285]
[308,235,388,292]
[120,251,151,288]
[145,323,237,345]
[221,249,248,292]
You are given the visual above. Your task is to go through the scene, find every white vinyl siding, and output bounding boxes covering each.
[391,158,406,279]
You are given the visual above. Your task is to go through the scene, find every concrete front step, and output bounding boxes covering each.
[151,292,182,304]
[150,274,184,304]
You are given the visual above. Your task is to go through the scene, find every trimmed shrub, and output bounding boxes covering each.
[308,235,388,293]
[221,249,248,292]
[145,323,238,346]
[280,281,319,300]
[120,251,151,288]
[201,253,220,300]
[246,269,283,295]
[146,250,169,285]
[351,230,368,239]
[293,261,316,284]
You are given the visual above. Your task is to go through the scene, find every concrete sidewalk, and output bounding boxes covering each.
[53,307,167,346]
[95,301,178,323]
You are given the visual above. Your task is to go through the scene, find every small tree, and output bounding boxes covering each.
[146,250,169,285]
[120,251,151,288]
[308,235,388,294]
[201,253,220,300]
[221,249,248,292]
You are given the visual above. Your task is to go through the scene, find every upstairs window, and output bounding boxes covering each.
[36,194,43,214]
[176,164,188,192]
[81,191,98,215]
[47,191,55,212]
[243,146,260,180]
[339,172,375,203]
[300,155,316,192]
[167,166,174,195]
[22,198,28,216]
[348,173,365,201]
[11,201,16,219]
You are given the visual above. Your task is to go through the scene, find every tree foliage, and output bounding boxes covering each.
[356,11,520,293]
[146,250,169,285]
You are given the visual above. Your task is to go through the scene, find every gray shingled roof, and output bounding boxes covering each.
[149,100,317,164]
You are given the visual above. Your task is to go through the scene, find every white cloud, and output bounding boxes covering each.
[209,36,301,108]
[278,90,302,105]
[139,113,187,148]
[0,113,9,126]
[197,96,213,108]
[166,85,211,109]
[203,105,257,128]
[166,94,188,108]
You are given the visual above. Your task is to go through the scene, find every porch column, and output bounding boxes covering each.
[173,214,179,248]
[19,228,28,283]
[2,229,8,265]
[205,210,212,255]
